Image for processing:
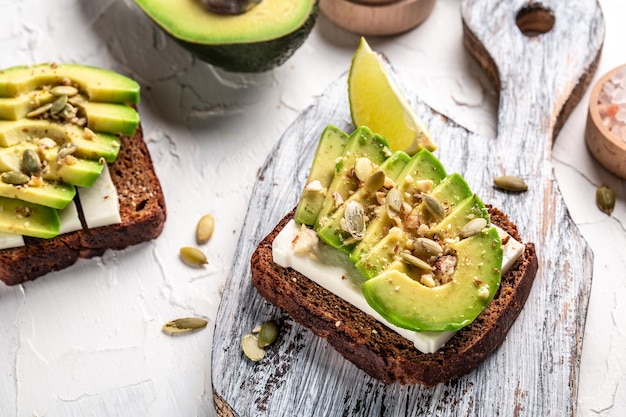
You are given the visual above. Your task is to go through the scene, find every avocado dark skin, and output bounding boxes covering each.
[201,0,262,14]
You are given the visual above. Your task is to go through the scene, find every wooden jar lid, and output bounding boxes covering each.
[585,64,626,179]
[319,0,436,36]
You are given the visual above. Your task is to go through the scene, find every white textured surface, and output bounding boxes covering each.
[0,0,623,416]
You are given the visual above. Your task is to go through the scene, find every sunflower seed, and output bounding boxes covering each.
[596,185,615,215]
[422,193,444,218]
[21,149,41,175]
[196,214,215,244]
[344,201,366,240]
[241,333,266,362]
[494,175,528,192]
[385,188,403,218]
[179,246,208,267]
[57,142,78,159]
[413,237,443,257]
[26,103,52,118]
[50,85,79,97]
[459,218,488,238]
[1,171,30,185]
[401,252,433,271]
[364,170,385,194]
[162,317,208,335]
[257,320,279,348]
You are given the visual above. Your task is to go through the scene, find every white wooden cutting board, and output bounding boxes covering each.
[211,0,604,415]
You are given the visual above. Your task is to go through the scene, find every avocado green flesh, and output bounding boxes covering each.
[0,64,139,103]
[0,119,121,162]
[0,180,75,210]
[362,227,503,332]
[314,127,390,231]
[133,0,318,72]
[420,173,472,221]
[77,102,139,137]
[349,149,446,265]
[295,125,349,226]
[0,196,61,238]
[317,151,410,253]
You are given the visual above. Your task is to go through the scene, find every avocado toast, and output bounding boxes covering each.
[0,63,166,285]
[250,125,538,386]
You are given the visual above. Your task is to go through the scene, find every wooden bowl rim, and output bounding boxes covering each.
[320,0,437,37]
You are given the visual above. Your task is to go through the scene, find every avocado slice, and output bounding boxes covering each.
[77,101,139,137]
[314,127,390,231]
[0,179,75,210]
[132,0,318,73]
[0,64,139,103]
[361,227,503,332]
[0,119,121,162]
[0,143,104,188]
[349,149,446,265]
[0,196,61,238]
[294,125,349,226]
[317,151,410,253]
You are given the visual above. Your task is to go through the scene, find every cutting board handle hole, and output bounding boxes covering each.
[516,3,555,37]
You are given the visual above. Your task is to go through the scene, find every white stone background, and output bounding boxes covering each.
[0,0,624,416]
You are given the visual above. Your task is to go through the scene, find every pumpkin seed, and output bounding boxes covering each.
[344,201,366,240]
[2,171,30,185]
[241,333,266,362]
[413,237,443,257]
[364,170,385,194]
[596,185,615,215]
[196,213,215,244]
[179,246,208,267]
[257,319,279,348]
[50,85,78,97]
[494,175,528,192]
[459,217,488,238]
[21,149,41,175]
[422,193,444,219]
[26,103,52,118]
[385,188,403,217]
[49,95,68,115]
[162,317,208,335]
[401,252,433,271]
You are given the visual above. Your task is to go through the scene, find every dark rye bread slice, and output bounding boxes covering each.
[251,206,538,386]
[0,123,166,286]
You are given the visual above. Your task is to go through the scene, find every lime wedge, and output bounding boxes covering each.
[348,38,436,154]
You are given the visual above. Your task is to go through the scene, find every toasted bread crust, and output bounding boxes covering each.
[251,207,538,386]
[0,123,166,285]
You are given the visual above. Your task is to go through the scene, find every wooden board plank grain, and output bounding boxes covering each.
[211,0,603,415]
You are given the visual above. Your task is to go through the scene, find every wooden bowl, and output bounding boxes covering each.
[585,64,626,179]
[319,0,436,36]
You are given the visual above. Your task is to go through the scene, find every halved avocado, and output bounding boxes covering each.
[0,64,139,103]
[132,0,319,73]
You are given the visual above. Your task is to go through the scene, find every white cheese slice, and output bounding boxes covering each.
[77,164,121,229]
[272,219,524,353]
[0,232,24,250]
[58,201,82,235]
